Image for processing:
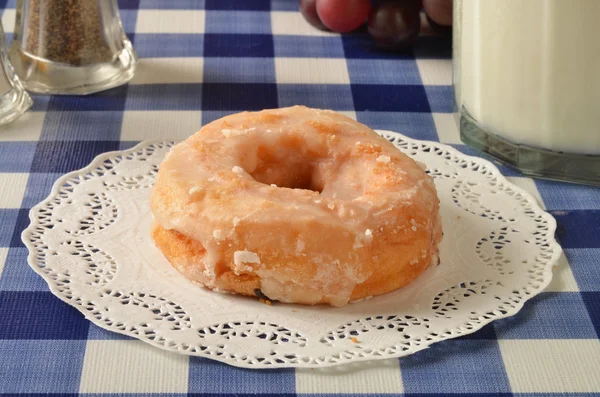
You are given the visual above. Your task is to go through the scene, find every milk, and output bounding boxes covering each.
[455,0,600,155]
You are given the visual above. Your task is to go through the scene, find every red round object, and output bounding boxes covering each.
[299,0,329,31]
[423,0,453,27]
[316,0,371,33]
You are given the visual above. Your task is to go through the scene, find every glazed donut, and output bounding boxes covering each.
[150,106,442,307]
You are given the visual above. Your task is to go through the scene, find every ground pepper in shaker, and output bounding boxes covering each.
[9,0,137,95]
[0,20,32,126]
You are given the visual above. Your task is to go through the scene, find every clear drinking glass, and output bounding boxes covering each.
[9,0,137,95]
[453,0,600,185]
[0,20,32,126]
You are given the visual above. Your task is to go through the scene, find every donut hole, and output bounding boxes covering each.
[248,144,324,192]
[251,161,323,192]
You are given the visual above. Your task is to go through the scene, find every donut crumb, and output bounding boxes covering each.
[327,203,335,210]
[212,229,222,239]
[233,217,240,226]
[376,155,391,163]
[234,250,260,266]
[232,166,244,174]
[258,298,272,306]
[364,229,373,242]
[351,337,360,343]
[188,186,203,195]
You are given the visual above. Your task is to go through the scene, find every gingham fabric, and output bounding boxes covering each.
[1,0,599,395]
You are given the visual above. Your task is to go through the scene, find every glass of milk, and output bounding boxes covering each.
[453,0,600,185]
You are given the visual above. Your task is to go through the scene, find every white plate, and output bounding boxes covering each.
[22,132,561,368]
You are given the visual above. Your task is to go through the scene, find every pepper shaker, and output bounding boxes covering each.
[0,20,32,126]
[9,0,137,95]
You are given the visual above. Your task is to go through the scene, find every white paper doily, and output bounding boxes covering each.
[22,131,561,368]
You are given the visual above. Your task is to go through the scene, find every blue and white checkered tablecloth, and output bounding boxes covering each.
[1,0,599,395]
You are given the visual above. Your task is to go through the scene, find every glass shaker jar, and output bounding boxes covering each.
[0,20,32,125]
[9,0,137,95]
[453,0,600,185]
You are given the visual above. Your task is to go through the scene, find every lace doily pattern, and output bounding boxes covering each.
[23,134,561,368]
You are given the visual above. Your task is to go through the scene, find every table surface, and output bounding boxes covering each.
[1,0,599,395]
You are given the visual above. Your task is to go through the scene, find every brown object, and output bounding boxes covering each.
[22,0,113,66]
[426,13,452,36]
[423,0,453,27]
[368,0,421,51]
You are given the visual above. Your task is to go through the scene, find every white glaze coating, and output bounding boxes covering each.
[151,106,441,306]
